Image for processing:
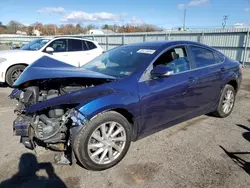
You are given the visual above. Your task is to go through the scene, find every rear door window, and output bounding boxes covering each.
[82,40,89,51]
[190,46,218,68]
[68,39,83,52]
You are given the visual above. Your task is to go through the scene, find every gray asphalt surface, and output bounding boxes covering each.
[0,50,250,187]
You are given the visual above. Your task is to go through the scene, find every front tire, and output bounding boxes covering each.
[212,84,236,118]
[6,65,26,86]
[74,111,132,171]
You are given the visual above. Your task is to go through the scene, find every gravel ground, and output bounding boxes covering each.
[0,67,250,187]
[0,44,10,50]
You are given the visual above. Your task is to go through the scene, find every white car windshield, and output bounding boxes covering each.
[21,39,50,51]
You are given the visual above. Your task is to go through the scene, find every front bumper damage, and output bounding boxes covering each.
[12,107,89,165]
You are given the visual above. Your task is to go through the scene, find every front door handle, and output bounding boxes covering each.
[220,67,226,73]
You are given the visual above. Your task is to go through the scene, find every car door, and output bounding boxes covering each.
[66,39,101,67]
[67,39,85,67]
[188,45,225,111]
[138,46,199,135]
[43,39,77,66]
[80,40,103,65]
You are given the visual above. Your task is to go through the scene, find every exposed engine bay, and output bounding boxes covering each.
[10,78,109,164]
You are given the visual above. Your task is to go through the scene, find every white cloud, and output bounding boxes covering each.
[244,8,250,12]
[177,4,186,9]
[37,7,66,14]
[178,0,209,9]
[188,0,209,6]
[234,23,250,29]
[129,16,144,25]
[61,11,120,23]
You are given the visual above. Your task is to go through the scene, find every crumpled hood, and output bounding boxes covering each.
[13,56,116,87]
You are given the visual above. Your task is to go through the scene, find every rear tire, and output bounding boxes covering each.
[6,65,26,87]
[74,111,132,171]
[212,84,236,118]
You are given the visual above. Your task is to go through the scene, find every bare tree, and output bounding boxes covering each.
[7,20,23,34]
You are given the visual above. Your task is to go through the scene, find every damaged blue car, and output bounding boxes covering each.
[10,41,242,170]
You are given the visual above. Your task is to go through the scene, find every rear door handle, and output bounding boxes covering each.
[188,77,197,83]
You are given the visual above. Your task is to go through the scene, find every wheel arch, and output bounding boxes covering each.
[5,63,28,81]
[76,93,140,140]
[227,79,238,93]
[86,107,138,141]
[105,108,138,141]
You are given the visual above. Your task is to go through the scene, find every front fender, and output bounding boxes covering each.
[70,93,140,146]
[76,93,140,120]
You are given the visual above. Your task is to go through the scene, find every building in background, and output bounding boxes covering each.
[16,30,27,35]
[32,29,42,36]
[87,29,115,35]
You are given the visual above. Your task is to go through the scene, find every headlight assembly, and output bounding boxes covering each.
[0,57,7,63]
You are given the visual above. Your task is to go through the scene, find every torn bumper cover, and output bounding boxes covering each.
[70,109,89,145]
[12,108,88,150]
[13,115,31,136]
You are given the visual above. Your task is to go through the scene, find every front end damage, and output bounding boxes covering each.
[9,56,117,165]
[10,75,115,165]
[10,83,93,164]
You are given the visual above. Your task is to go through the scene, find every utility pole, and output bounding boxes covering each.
[222,15,228,29]
[121,19,124,33]
[54,25,57,35]
[183,8,186,31]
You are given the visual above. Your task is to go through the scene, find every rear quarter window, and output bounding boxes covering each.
[85,41,97,50]
[214,52,225,63]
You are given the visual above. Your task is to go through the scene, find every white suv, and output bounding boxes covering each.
[0,37,104,86]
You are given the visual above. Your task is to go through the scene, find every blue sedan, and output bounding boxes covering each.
[10,40,242,170]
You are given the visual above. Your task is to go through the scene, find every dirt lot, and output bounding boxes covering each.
[0,69,250,188]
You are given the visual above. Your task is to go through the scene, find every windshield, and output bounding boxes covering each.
[82,45,158,78]
[21,39,51,51]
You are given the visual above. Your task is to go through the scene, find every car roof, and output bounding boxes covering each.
[125,40,211,49]
[40,36,97,43]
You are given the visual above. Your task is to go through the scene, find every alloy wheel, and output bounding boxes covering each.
[87,121,126,164]
[222,89,234,114]
[11,69,23,83]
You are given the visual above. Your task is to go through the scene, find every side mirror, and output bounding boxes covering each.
[150,65,174,78]
[45,47,54,53]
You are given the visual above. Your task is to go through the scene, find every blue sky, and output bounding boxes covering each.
[0,0,250,28]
